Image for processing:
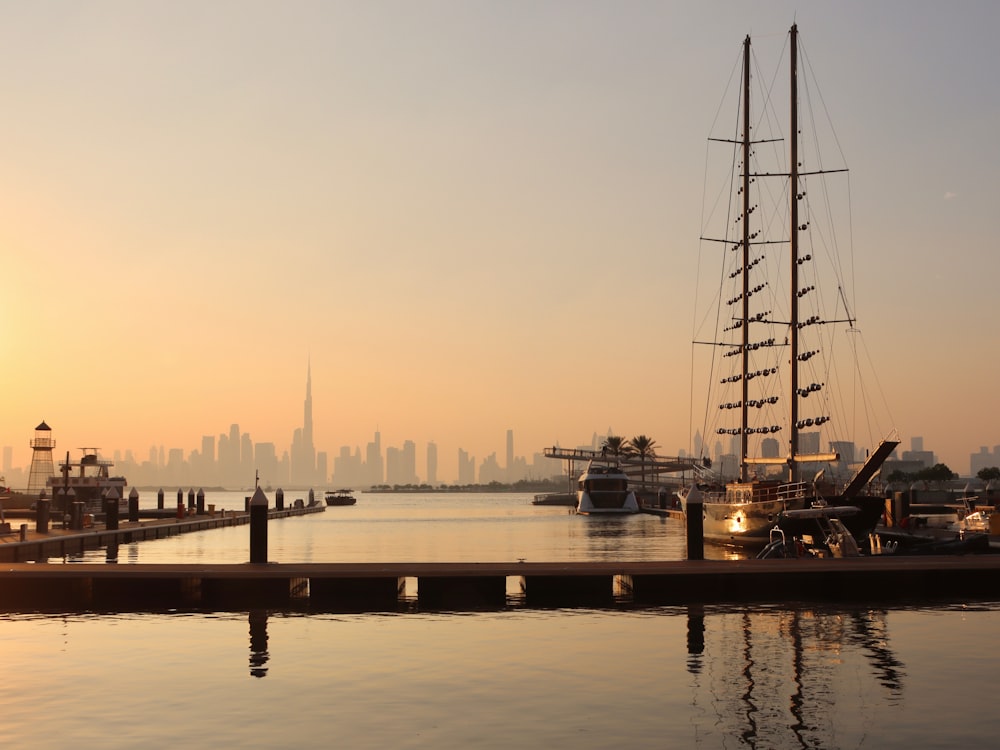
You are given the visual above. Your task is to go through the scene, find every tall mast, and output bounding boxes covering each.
[787,23,800,482]
[739,34,751,482]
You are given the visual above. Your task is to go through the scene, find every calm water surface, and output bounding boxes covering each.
[3,492,997,748]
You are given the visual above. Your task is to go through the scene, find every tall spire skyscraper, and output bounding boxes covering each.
[304,358,314,453]
[291,360,317,486]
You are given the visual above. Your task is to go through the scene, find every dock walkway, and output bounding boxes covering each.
[0,504,323,563]
[3,555,1000,612]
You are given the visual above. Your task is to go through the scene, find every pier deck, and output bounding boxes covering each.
[0,504,323,563]
[3,556,1000,612]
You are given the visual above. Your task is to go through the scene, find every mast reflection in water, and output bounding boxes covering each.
[690,606,904,748]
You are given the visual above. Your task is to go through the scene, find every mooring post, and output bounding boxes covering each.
[128,488,140,523]
[71,500,83,530]
[188,488,195,511]
[275,488,284,511]
[157,488,165,510]
[177,494,185,520]
[308,488,315,506]
[36,495,50,534]
[894,491,910,526]
[196,488,205,515]
[105,488,120,531]
[685,487,704,561]
[249,486,268,564]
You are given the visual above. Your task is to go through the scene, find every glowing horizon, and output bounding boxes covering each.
[3,3,999,480]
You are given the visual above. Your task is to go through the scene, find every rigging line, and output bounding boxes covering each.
[800,39,857,316]
[846,172,858,322]
[705,44,746,141]
[695,49,747,462]
[857,327,898,436]
[695,72,748,457]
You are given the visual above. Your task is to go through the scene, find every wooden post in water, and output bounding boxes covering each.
[249,487,268,564]
[36,492,50,534]
[893,491,909,527]
[36,498,50,534]
[685,488,704,561]
[188,488,195,511]
[157,488,164,510]
[72,500,84,530]
[196,489,205,515]
[128,488,140,523]
[105,488,120,531]
[275,488,284,511]
[177,494,185,519]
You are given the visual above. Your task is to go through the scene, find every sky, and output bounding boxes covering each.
[2,0,999,480]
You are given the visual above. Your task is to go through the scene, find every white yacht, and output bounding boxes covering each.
[576,462,639,515]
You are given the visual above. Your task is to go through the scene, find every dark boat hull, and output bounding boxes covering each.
[700,494,886,548]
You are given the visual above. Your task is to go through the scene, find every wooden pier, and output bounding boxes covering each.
[0,504,324,564]
[4,498,1000,613]
[3,556,1000,612]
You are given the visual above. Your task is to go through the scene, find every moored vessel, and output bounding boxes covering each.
[325,489,357,506]
[47,449,128,513]
[679,24,898,547]
[576,461,639,515]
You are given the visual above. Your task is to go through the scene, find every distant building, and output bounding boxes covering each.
[426,441,438,486]
[971,446,1000,477]
[457,448,475,484]
[761,437,780,459]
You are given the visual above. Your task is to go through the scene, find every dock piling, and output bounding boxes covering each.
[685,490,704,561]
[128,488,140,523]
[36,497,50,534]
[249,487,268,564]
[105,488,120,531]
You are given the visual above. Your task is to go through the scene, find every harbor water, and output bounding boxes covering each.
[3,491,1000,748]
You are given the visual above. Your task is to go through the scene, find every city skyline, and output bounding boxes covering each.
[3,3,999,481]
[6,387,998,488]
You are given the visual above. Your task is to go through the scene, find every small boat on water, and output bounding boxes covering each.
[758,505,864,558]
[758,503,993,559]
[678,24,898,547]
[531,492,577,507]
[576,461,639,515]
[325,489,357,506]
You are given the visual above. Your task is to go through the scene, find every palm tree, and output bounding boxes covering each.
[601,435,628,460]
[628,435,658,487]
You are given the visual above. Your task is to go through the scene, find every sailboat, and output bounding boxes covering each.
[678,25,899,547]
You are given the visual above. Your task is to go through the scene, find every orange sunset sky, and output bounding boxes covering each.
[3,1,999,480]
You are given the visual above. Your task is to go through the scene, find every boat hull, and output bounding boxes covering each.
[699,497,796,546]
[686,493,887,548]
[577,490,639,515]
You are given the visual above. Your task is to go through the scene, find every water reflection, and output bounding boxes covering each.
[691,605,905,747]
[686,603,705,674]
[249,609,269,678]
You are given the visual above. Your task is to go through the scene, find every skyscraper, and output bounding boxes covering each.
[291,361,317,486]
[427,441,438,485]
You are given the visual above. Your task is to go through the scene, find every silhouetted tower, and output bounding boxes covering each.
[26,421,56,494]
